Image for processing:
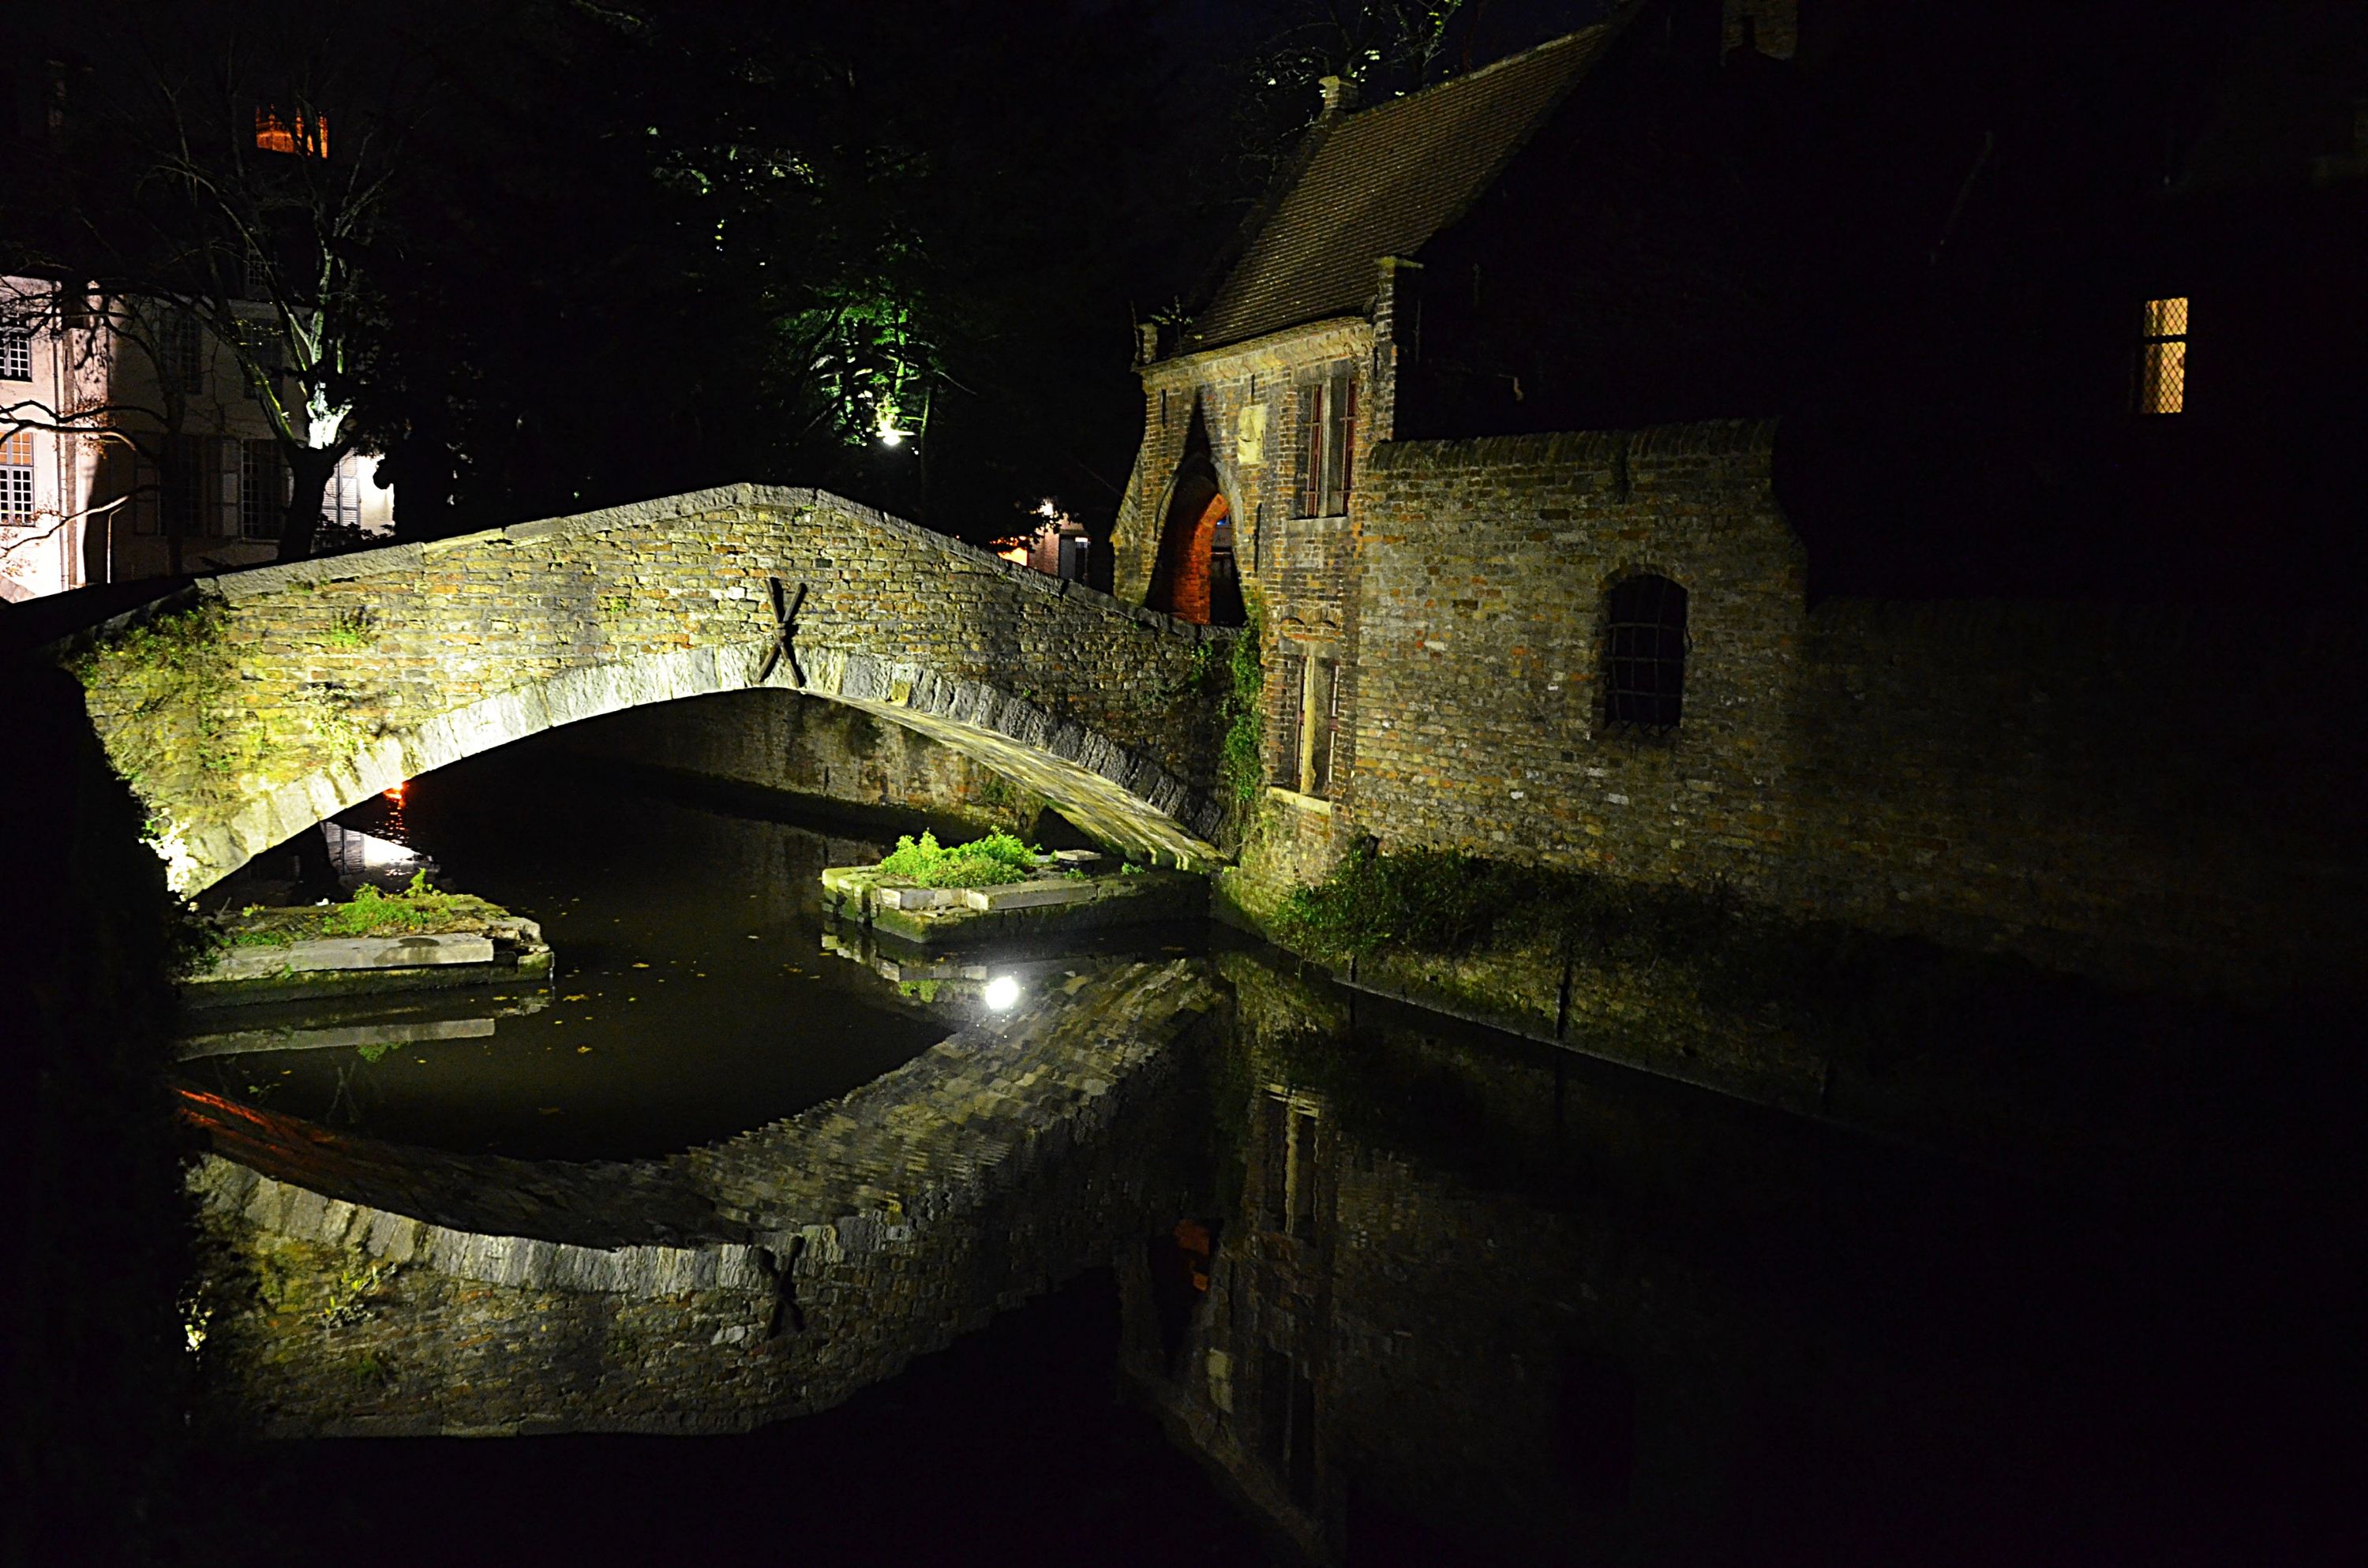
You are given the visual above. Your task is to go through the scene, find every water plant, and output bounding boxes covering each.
[876,829,1041,888]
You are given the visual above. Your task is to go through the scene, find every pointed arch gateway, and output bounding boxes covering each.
[1146,413,1246,627]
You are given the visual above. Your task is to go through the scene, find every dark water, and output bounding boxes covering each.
[189,739,2358,1566]
[185,753,950,1160]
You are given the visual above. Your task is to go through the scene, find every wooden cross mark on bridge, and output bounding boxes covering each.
[756,576,808,687]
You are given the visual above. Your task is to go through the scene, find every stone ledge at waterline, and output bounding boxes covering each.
[821,856,1205,948]
[182,960,1217,1436]
[179,896,552,1008]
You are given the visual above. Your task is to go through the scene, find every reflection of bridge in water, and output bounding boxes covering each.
[185,960,1217,1436]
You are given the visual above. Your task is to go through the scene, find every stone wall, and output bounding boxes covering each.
[1227,419,2364,998]
[185,961,1218,1436]
[66,484,1236,892]
[544,687,1037,831]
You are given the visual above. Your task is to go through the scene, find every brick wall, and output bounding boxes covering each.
[1245,418,2364,997]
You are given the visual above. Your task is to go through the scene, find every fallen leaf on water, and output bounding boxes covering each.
[631,962,650,969]
[576,1046,592,1054]
[562,994,589,1002]
[538,1106,563,1115]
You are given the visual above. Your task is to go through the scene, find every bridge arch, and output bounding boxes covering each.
[62,485,1231,893]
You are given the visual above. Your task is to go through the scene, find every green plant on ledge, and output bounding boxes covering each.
[877,829,1042,888]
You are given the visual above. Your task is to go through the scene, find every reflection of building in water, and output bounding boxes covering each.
[1125,951,2245,1565]
[1129,1076,1340,1558]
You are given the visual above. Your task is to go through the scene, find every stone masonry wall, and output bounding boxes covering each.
[544,687,1032,830]
[1260,419,2363,997]
[66,484,1235,890]
[185,961,1217,1436]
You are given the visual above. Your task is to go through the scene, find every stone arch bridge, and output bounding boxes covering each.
[63,485,1234,893]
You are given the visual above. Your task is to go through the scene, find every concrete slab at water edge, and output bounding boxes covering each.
[204,933,496,979]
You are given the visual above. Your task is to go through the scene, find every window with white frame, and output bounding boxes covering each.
[1,430,33,524]
[0,323,30,381]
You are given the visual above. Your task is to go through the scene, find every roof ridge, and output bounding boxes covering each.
[1338,20,1616,122]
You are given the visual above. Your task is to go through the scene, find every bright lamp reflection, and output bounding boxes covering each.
[984,975,1021,1012]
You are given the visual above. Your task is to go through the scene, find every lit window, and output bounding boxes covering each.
[1,430,33,524]
[0,324,30,382]
[2135,296,2188,414]
[1604,574,1688,730]
[1295,361,1355,518]
[254,107,328,158]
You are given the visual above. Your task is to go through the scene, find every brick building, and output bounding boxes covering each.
[1113,0,2368,997]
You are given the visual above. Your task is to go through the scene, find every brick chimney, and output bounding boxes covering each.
[1318,75,1358,115]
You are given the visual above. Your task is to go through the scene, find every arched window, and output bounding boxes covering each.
[1603,575,1688,729]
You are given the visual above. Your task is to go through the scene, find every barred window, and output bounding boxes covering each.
[1295,361,1354,518]
[0,324,30,381]
[1603,574,1688,729]
[2,429,33,523]
[2134,296,2187,414]
[241,440,287,539]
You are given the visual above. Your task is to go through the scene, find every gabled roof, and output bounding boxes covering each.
[1180,25,1620,355]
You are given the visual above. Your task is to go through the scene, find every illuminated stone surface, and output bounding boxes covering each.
[182,960,1216,1435]
[66,485,1235,893]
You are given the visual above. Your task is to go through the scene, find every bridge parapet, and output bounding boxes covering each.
[65,485,1233,891]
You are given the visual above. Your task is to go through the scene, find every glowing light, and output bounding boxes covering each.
[878,427,906,447]
[984,975,1021,1012]
[1036,498,1059,518]
[383,780,407,801]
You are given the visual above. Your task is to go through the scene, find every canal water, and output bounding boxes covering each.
[186,737,2355,1566]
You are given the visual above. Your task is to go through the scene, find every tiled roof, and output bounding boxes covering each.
[1181,26,1617,354]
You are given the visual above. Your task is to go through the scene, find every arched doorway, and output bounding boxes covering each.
[1148,454,1245,627]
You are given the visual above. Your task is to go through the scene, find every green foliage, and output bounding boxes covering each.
[1276,844,1521,960]
[1220,610,1266,806]
[876,829,1042,888]
[71,605,240,800]
[319,870,458,936]
[322,609,376,649]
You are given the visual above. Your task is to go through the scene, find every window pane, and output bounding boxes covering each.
[1604,575,1688,728]
[2138,339,2186,414]
[2143,296,2188,337]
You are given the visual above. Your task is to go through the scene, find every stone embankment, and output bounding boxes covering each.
[185,960,1217,1435]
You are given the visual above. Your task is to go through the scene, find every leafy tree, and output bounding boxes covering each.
[9,0,430,559]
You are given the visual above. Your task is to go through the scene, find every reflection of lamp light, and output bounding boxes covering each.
[984,975,1021,1012]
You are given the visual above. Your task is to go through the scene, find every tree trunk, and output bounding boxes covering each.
[279,446,335,562]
